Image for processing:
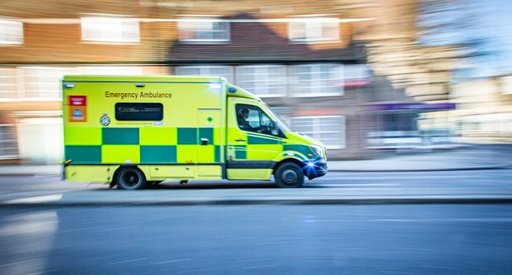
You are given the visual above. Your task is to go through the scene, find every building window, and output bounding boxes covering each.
[0,19,23,45]
[289,18,339,43]
[344,64,371,87]
[81,17,140,43]
[22,67,77,100]
[0,124,18,160]
[174,66,234,83]
[178,19,230,43]
[290,116,345,149]
[344,64,371,80]
[0,68,19,100]
[115,103,163,121]
[236,65,287,97]
[289,64,344,96]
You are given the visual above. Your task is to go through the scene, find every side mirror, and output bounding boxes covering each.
[201,138,209,145]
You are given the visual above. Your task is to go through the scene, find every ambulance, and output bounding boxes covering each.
[62,75,327,189]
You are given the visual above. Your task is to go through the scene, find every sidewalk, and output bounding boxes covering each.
[0,144,510,176]
[328,144,512,172]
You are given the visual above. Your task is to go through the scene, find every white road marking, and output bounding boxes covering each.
[243,265,277,270]
[373,218,512,223]
[319,183,398,187]
[301,217,512,224]
[153,259,192,265]
[107,257,148,265]
[4,194,62,204]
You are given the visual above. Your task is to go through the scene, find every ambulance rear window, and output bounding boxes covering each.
[115,103,163,121]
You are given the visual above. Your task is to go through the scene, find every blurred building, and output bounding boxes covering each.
[451,76,512,143]
[0,0,461,163]
[168,12,377,159]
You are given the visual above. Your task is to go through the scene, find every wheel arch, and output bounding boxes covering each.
[273,158,304,175]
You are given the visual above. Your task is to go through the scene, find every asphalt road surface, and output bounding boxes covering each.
[0,169,511,200]
[0,169,511,274]
[1,205,511,274]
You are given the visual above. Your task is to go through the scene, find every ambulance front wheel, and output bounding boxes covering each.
[116,167,146,190]
[275,162,304,188]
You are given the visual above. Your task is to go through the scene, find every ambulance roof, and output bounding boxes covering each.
[63,75,260,100]
[63,75,225,83]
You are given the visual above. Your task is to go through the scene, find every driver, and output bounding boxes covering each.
[237,108,255,131]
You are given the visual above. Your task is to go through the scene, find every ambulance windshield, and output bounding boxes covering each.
[262,102,291,133]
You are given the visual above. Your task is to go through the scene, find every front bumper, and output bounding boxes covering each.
[303,158,328,180]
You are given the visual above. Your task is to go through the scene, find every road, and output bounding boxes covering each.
[1,169,511,204]
[0,169,511,274]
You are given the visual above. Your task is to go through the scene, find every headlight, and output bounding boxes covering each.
[310,145,324,158]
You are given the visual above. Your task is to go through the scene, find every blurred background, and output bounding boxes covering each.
[0,0,511,164]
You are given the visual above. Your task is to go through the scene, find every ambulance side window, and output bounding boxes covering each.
[236,104,284,137]
[115,103,163,121]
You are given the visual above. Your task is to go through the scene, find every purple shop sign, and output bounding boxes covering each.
[372,102,456,111]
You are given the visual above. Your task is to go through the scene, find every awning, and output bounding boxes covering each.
[371,102,456,111]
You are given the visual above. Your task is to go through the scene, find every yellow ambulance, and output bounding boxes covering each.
[62,75,327,189]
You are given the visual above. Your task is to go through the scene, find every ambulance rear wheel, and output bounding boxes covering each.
[275,162,304,188]
[116,167,146,190]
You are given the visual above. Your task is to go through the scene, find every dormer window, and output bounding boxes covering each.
[81,17,140,43]
[178,19,230,43]
[289,18,339,43]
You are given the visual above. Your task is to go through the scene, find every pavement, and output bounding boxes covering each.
[0,144,510,176]
[3,190,512,207]
[331,144,512,172]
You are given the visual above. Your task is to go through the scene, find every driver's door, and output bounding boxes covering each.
[226,98,284,180]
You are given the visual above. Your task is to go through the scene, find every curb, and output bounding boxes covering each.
[328,164,512,173]
[2,197,512,207]
[0,173,54,177]
[0,164,510,177]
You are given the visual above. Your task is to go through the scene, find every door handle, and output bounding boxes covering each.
[235,139,246,142]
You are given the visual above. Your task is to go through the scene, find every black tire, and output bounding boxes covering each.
[116,167,146,190]
[274,162,304,188]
